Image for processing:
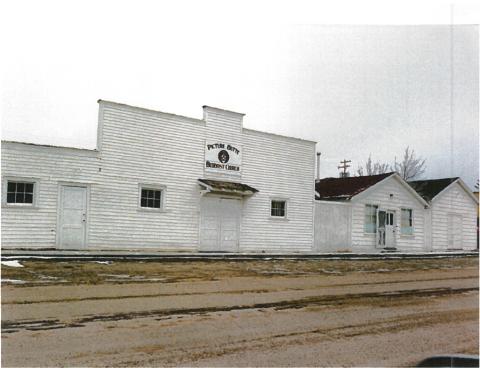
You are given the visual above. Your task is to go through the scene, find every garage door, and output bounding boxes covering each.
[200,197,241,252]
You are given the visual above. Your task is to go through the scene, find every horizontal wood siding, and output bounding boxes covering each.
[203,108,243,182]
[92,103,206,250]
[350,176,426,252]
[431,183,477,251]
[1,143,100,248]
[2,101,316,252]
[240,130,315,252]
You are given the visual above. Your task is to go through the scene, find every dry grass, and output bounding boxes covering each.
[2,257,477,286]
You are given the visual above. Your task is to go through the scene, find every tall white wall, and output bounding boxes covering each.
[431,182,477,251]
[240,129,316,252]
[92,101,206,250]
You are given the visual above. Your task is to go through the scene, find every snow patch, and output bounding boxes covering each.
[1,279,26,284]
[1,260,24,268]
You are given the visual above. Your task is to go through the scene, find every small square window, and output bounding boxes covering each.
[271,200,286,217]
[140,187,163,209]
[5,180,36,205]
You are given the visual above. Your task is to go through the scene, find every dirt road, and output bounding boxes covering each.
[2,258,478,366]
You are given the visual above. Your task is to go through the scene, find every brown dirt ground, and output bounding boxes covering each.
[1,257,479,367]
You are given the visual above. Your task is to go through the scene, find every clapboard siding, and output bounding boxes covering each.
[430,182,477,250]
[350,176,426,252]
[240,129,316,252]
[2,100,316,251]
[1,142,100,247]
[90,102,206,249]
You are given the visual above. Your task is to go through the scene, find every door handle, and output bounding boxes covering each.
[82,214,87,223]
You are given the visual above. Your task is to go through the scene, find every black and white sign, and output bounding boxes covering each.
[205,142,241,173]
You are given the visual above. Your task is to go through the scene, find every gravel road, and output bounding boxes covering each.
[1,258,478,367]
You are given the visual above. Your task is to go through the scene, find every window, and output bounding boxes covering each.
[271,200,286,217]
[401,208,413,235]
[364,204,378,233]
[140,188,163,209]
[6,181,35,205]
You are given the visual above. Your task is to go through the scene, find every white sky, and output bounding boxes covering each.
[1,0,479,188]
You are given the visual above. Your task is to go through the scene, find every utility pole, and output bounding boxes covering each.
[338,159,351,178]
[316,152,321,182]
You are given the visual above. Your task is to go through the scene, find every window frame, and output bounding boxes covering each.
[400,208,414,236]
[270,198,288,219]
[137,184,166,211]
[2,176,40,208]
[364,204,378,234]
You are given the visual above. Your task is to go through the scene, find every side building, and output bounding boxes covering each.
[314,173,429,253]
[1,100,316,252]
[409,178,478,251]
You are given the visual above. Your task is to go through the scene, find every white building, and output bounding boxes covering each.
[409,178,478,251]
[1,100,316,252]
[314,173,430,253]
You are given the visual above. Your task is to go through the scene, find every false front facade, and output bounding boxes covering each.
[1,100,316,252]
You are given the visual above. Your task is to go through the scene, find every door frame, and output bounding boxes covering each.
[376,208,396,248]
[198,194,242,252]
[56,182,91,249]
[384,209,396,248]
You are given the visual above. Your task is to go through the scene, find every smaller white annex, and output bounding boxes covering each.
[409,178,479,251]
[314,172,478,253]
[314,172,430,253]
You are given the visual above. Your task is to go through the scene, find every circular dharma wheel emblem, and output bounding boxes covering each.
[218,150,230,163]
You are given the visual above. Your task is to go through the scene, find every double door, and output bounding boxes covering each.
[200,197,241,252]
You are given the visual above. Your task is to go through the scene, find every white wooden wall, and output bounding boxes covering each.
[92,101,206,250]
[314,201,352,252]
[1,142,100,248]
[240,129,316,252]
[430,182,477,251]
[2,101,316,252]
[350,176,426,252]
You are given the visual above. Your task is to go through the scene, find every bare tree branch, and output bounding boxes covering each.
[356,147,426,180]
[391,146,426,180]
[356,154,390,176]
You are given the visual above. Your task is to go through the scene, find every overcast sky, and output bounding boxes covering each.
[1,0,479,188]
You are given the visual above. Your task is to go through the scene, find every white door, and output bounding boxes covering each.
[59,185,87,249]
[377,210,396,248]
[385,211,396,248]
[448,214,462,249]
[200,197,241,252]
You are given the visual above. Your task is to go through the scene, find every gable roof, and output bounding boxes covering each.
[409,177,479,204]
[315,172,395,201]
[408,178,458,202]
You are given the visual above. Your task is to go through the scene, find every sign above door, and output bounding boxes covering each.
[205,142,242,174]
